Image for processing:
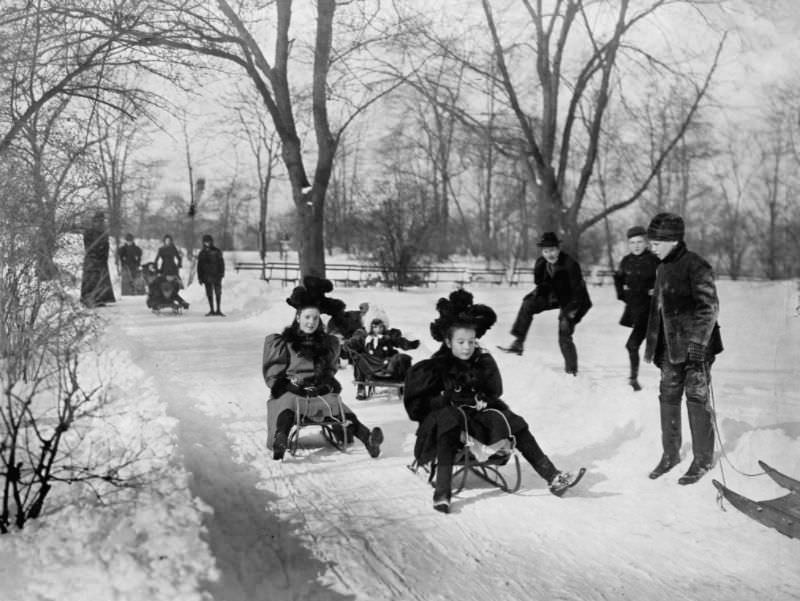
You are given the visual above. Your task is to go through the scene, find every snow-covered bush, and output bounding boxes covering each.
[0,234,139,532]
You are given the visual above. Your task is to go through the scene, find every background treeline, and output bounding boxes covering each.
[1,1,799,281]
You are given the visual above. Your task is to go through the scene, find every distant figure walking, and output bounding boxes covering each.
[118,233,144,296]
[498,232,592,375]
[81,211,116,307]
[613,226,659,391]
[197,234,226,316]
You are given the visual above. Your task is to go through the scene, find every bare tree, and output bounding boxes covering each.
[231,88,283,273]
[69,0,408,277]
[478,0,725,253]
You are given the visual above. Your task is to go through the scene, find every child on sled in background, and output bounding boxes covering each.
[348,317,420,399]
[403,290,585,514]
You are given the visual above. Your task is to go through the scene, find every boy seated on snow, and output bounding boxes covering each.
[347,318,419,399]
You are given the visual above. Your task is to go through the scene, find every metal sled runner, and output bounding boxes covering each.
[712,461,800,540]
[287,395,351,456]
[409,406,523,495]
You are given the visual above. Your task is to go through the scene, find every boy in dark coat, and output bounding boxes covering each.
[499,232,592,375]
[643,213,723,485]
[197,234,226,316]
[118,233,143,296]
[613,226,660,391]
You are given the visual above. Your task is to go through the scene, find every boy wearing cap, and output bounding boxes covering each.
[613,226,660,391]
[197,234,226,316]
[644,212,723,485]
[499,232,592,375]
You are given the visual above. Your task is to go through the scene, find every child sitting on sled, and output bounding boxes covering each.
[348,317,420,399]
[403,290,585,514]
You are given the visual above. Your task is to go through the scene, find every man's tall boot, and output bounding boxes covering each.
[678,402,715,485]
[649,403,681,479]
[628,351,642,391]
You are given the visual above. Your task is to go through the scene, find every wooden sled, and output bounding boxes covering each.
[712,461,800,540]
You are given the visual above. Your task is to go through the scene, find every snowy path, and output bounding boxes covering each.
[112,280,800,601]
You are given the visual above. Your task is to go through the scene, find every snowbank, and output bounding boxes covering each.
[0,341,218,601]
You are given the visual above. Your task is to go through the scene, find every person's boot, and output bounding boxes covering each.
[649,454,680,479]
[628,352,642,391]
[680,402,714,485]
[272,430,289,461]
[497,337,524,355]
[562,342,578,375]
[677,460,710,485]
[356,384,367,400]
[433,492,451,514]
[649,403,681,479]
[432,462,453,514]
[364,427,383,458]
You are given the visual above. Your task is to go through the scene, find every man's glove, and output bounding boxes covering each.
[686,342,707,365]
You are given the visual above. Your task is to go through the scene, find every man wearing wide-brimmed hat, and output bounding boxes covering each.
[643,212,723,485]
[498,232,592,375]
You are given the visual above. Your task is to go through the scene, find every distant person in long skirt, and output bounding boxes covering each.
[81,211,116,307]
[644,213,723,485]
[613,226,659,391]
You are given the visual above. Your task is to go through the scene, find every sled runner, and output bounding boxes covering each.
[408,436,522,495]
[408,406,523,495]
[712,461,800,540]
[287,395,352,456]
[353,377,404,400]
[349,348,410,400]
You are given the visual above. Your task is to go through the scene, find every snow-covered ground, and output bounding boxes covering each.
[3,264,799,601]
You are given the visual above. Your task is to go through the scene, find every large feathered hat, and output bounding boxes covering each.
[286,275,346,316]
[429,289,497,342]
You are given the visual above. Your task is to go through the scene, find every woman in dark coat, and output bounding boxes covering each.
[262,276,383,460]
[613,225,660,391]
[155,234,182,278]
[404,290,585,514]
[80,211,116,307]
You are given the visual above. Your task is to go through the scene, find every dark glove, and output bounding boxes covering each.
[270,377,291,398]
[686,342,707,365]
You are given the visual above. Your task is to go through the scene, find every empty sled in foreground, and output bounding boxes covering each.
[712,461,800,540]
